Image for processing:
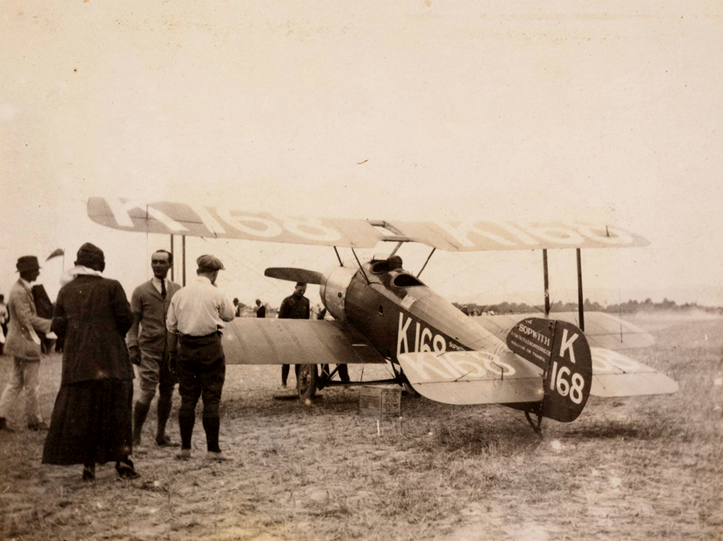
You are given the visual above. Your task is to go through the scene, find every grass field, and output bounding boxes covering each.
[0,313,721,541]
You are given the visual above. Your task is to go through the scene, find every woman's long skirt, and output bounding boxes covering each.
[42,379,133,465]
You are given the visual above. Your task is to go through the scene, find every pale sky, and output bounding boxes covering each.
[1,0,722,308]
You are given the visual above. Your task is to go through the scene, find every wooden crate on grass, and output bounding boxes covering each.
[359,385,402,418]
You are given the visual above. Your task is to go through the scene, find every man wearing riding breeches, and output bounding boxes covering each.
[127,250,181,447]
[166,254,235,460]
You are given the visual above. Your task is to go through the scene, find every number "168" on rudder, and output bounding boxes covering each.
[549,361,585,405]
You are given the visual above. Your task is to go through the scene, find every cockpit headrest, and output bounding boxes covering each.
[388,255,403,270]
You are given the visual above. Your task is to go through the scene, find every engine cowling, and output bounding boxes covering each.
[319,266,357,321]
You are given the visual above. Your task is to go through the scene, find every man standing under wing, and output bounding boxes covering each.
[0,256,52,431]
[278,282,310,389]
[167,255,235,461]
[127,250,181,447]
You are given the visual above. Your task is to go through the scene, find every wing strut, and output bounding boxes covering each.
[543,249,550,315]
[182,234,187,286]
[333,246,343,267]
[389,241,403,257]
[416,248,436,278]
[170,234,175,281]
[576,248,585,332]
[351,248,370,284]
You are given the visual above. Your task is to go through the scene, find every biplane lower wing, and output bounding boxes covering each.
[477,311,654,350]
[221,318,386,366]
[589,347,678,396]
[397,350,544,405]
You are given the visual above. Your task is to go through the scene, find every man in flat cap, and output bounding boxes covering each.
[0,256,52,431]
[278,282,310,388]
[127,250,181,448]
[166,254,235,460]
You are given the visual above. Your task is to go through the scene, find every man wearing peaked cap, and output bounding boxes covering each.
[0,256,52,432]
[196,254,225,272]
[166,254,235,461]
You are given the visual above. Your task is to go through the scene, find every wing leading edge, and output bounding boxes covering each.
[88,197,649,251]
[221,318,386,366]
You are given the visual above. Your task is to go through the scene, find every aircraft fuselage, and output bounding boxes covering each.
[320,259,505,366]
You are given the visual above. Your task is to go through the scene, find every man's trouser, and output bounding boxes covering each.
[133,348,178,444]
[281,364,300,385]
[0,357,42,425]
[176,333,226,452]
[137,349,177,406]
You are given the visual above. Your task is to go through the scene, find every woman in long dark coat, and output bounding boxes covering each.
[42,243,139,481]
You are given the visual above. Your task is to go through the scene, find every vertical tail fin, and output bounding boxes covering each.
[507,318,593,422]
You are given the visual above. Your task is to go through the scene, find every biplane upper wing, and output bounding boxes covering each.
[477,311,654,350]
[397,349,545,405]
[87,197,649,251]
[382,220,649,251]
[221,318,386,366]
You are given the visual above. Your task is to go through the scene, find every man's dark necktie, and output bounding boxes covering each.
[161,279,167,299]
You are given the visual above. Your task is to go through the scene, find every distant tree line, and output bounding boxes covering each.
[452,298,723,316]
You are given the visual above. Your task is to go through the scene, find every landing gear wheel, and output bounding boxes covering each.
[297,364,318,402]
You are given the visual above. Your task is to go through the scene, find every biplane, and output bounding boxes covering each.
[87,197,677,434]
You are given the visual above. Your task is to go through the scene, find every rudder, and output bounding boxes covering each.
[507,318,593,422]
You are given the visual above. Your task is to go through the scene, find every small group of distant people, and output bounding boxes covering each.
[232,297,266,318]
[0,243,237,480]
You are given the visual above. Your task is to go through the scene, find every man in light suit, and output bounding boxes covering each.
[0,256,52,431]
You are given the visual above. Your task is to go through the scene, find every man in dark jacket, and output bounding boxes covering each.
[255,299,266,318]
[31,284,54,354]
[278,282,310,388]
[0,294,9,356]
[42,243,139,481]
[127,250,181,448]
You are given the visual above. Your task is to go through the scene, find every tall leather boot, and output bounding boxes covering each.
[202,417,221,453]
[132,401,151,447]
[155,394,175,446]
[178,414,195,450]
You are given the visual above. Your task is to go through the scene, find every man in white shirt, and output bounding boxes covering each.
[166,255,235,460]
